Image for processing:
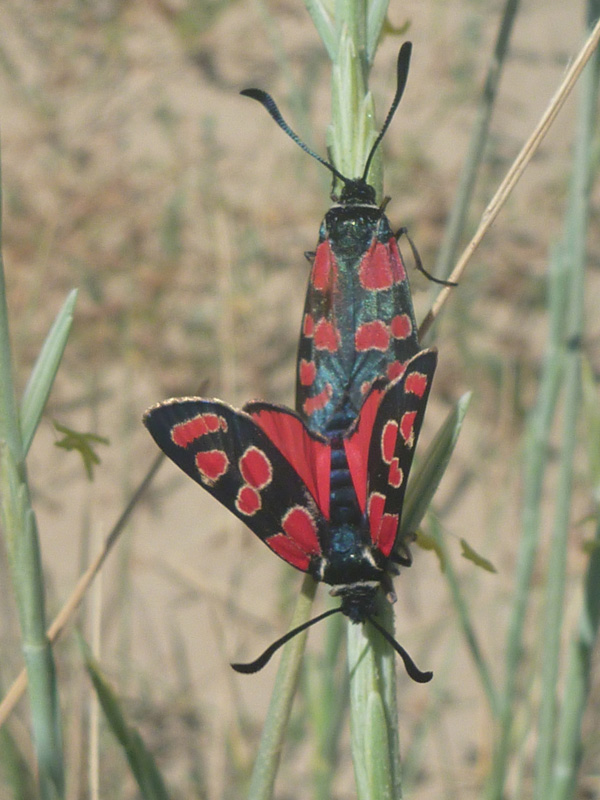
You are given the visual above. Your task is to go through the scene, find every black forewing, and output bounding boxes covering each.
[144,398,329,573]
[364,349,437,556]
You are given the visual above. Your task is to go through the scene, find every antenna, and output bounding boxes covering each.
[241,41,413,188]
[230,603,432,682]
[361,42,412,183]
[240,89,348,185]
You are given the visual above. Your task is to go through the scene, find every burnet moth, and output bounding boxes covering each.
[144,44,439,681]
[144,348,436,682]
[242,42,452,436]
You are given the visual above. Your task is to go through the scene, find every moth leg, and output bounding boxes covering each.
[396,226,458,287]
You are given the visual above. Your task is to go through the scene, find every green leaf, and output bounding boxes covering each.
[83,647,171,800]
[460,538,497,573]
[20,290,77,455]
[582,538,600,555]
[304,0,336,61]
[415,529,446,571]
[53,421,109,480]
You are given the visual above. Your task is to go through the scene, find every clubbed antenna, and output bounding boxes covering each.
[240,88,348,185]
[241,41,413,189]
[230,603,433,683]
[361,42,412,183]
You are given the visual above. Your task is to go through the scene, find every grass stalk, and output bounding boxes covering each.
[347,596,400,800]
[429,517,499,719]
[487,8,600,796]
[246,575,318,800]
[420,14,600,340]
[534,5,600,795]
[0,167,65,795]
[433,0,521,282]
[549,520,600,800]
[486,213,568,800]
[533,339,581,798]
[320,5,409,798]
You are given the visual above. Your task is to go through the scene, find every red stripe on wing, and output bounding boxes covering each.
[246,405,331,518]
[343,380,387,513]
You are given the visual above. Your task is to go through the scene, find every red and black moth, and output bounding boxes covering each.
[144,348,437,682]
[242,42,452,435]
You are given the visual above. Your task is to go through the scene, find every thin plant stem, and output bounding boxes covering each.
[485,238,568,800]
[549,517,600,800]
[0,159,65,798]
[429,518,499,719]
[533,322,581,798]
[433,0,521,282]
[419,15,600,341]
[534,4,599,794]
[486,10,600,797]
[246,575,318,800]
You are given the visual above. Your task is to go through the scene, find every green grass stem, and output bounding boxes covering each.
[247,575,318,800]
[429,516,499,719]
[488,7,600,796]
[549,517,600,800]
[0,164,65,795]
[304,610,347,800]
[534,6,600,796]
[347,597,400,800]
[433,0,521,282]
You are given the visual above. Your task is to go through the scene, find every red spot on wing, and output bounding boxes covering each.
[303,384,333,418]
[172,413,227,447]
[248,407,331,517]
[303,314,315,337]
[377,514,399,556]
[405,371,429,398]
[299,359,316,387]
[195,450,228,484]
[381,420,398,464]
[239,446,272,490]
[367,492,398,556]
[367,492,385,543]
[267,534,311,571]
[236,485,261,515]
[314,319,340,351]
[282,506,321,554]
[388,457,403,489]
[400,411,417,448]
[355,320,390,352]
[387,361,406,381]
[311,242,337,291]
[359,242,394,290]
[388,237,407,283]
[390,314,412,340]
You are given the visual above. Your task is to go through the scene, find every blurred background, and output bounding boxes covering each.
[0,0,599,797]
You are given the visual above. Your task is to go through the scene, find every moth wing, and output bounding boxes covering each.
[366,349,437,555]
[144,398,330,573]
[343,349,437,557]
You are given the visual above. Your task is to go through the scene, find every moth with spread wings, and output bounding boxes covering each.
[144,348,437,681]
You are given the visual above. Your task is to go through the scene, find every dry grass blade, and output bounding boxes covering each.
[419,16,600,340]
